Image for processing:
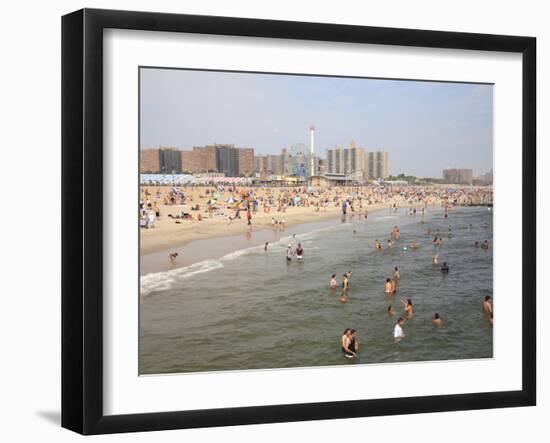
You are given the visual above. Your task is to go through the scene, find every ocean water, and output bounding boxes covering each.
[139,206,493,374]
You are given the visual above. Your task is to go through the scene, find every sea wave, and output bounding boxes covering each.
[141,259,224,296]
[140,223,347,296]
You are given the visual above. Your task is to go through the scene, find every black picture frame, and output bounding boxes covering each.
[62,8,536,435]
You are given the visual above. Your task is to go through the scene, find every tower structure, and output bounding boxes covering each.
[309,125,315,176]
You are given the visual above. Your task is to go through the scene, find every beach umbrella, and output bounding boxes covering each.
[226,197,237,203]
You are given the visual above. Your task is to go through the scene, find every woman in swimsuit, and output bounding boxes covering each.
[341,329,357,358]
[330,274,338,289]
[401,298,414,318]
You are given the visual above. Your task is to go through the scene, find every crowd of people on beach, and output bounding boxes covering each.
[140,183,493,232]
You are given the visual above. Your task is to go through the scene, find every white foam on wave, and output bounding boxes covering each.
[140,222,344,296]
[141,259,223,297]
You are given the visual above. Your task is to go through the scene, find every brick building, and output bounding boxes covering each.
[140,149,161,173]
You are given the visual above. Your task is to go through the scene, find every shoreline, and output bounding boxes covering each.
[139,184,491,263]
[140,202,490,276]
[140,203,396,275]
[140,205,344,256]
[139,204,410,257]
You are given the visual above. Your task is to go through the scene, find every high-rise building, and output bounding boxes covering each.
[140,149,161,173]
[215,144,239,177]
[238,148,255,176]
[367,151,389,179]
[255,154,283,175]
[193,146,218,172]
[443,168,473,185]
[159,147,182,173]
[179,144,255,176]
[316,158,327,176]
[267,154,283,175]
[326,146,345,174]
[326,143,369,176]
[182,145,224,173]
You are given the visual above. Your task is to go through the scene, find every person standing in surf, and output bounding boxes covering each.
[341,329,358,358]
[286,244,292,262]
[330,274,338,289]
[394,317,406,341]
[296,243,304,261]
[342,274,350,292]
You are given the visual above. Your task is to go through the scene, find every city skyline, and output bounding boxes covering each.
[140,68,493,177]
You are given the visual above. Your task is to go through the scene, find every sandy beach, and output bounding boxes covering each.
[139,185,454,255]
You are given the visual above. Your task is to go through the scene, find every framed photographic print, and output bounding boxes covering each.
[61,8,536,435]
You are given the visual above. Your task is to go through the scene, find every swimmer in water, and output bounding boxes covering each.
[349,329,359,355]
[286,244,292,262]
[264,242,269,251]
[410,240,418,249]
[481,240,489,250]
[384,278,394,294]
[432,313,443,326]
[375,240,382,250]
[296,243,304,261]
[390,278,397,294]
[441,262,450,273]
[474,241,480,248]
[339,292,349,304]
[341,328,357,357]
[432,254,439,265]
[483,295,493,314]
[168,252,178,264]
[394,317,405,341]
[388,305,396,315]
[342,274,350,291]
[330,274,338,289]
[401,298,414,318]
[393,266,400,280]
[387,239,393,249]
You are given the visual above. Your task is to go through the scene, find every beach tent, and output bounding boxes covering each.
[140,174,199,185]
[226,197,238,203]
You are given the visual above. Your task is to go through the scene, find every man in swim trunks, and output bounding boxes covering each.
[168,252,178,264]
[296,243,304,260]
[342,274,350,291]
[384,278,393,294]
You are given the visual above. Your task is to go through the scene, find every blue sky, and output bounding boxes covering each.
[140,68,493,178]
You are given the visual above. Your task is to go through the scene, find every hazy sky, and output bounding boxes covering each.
[140,68,493,178]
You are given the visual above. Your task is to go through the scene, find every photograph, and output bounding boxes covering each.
[138,67,494,375]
